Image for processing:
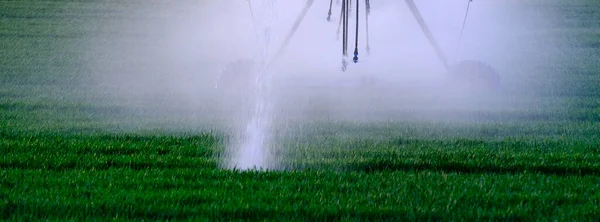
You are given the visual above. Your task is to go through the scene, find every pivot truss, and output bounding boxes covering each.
[248,0,474,73]
[328,0,371,71]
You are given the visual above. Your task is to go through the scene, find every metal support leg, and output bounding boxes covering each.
[404,0,450,71]
[270,0,315,66]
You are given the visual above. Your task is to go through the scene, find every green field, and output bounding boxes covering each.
[2,0,600,220]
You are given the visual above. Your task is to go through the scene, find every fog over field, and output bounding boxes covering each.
[82,0,561,121]
[79,0,568,168]
[3,2,600,218]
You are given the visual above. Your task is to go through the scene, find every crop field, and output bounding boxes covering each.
[1,0,600,220]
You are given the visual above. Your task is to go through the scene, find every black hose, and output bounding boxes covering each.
[327,0,333,21]
[341,0,349,71]
[344,0,349,56]
[341,0,346,56]
[352,0,359,63]
[365,0,370,54]
[349,0,352,18]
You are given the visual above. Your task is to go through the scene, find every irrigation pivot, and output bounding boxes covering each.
[215,0,503,170]
[216,0,502,95]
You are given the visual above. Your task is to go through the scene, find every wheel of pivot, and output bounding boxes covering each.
[445,60,501,93]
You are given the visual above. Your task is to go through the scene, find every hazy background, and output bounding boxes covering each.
[80,0,571,133]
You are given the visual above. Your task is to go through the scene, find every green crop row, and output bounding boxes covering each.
[2,0,600,220]
[1,168,599,220]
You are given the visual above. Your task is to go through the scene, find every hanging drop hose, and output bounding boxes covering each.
[341,0,346,56]
[348,0,352,18]
[352,0,359,63]
[453,0,473,61]
[345,1,349,53]
[365,0,370,55]
[341,0,349,71]
[327,0,333,21]
[336,4,343,40]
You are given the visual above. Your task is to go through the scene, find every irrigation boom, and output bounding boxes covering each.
[218,0,501,92]
[271,0,454,71]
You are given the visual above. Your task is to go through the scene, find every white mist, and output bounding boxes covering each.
[227,0,276,170]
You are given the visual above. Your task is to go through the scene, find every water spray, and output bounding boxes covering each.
[219,0,315,170]
[217,0,501,170]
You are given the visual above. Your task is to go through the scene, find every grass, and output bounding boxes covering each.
[2,0,600,220]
